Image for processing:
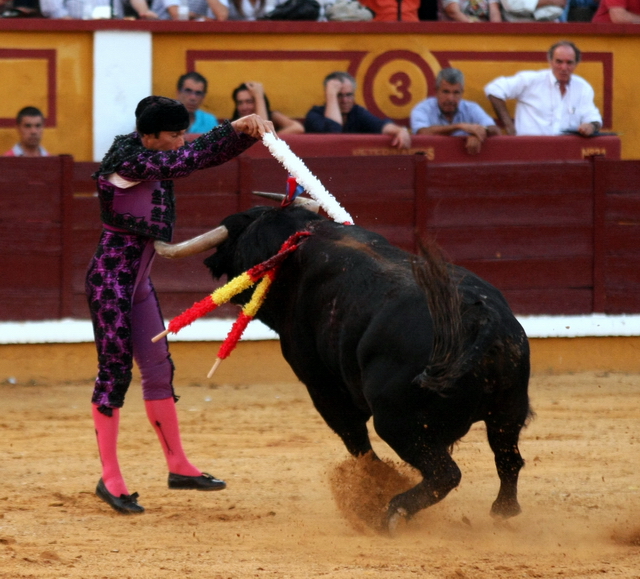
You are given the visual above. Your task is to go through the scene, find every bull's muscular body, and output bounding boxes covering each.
[205,205,531,530]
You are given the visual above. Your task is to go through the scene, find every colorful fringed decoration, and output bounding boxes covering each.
[152,230,311,377]
[158,273,255,339]
[207,272,275,378]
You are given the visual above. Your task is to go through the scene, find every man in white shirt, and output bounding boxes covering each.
[484,40,602,136]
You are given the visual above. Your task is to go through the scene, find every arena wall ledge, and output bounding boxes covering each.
[1,336,640,381]
[2,150,639,321]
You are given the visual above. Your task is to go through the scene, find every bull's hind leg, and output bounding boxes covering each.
[384,444,462,532]
[486,420,525,518]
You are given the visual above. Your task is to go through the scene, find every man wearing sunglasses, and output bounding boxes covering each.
[176,71,219,135]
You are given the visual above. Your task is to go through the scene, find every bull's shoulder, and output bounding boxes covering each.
[301,223,415,280]
[309,222,409,259]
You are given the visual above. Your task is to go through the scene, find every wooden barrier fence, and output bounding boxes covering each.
[1,151,639,321]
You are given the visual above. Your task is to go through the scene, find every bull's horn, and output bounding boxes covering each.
[154,225,229,259]
[252,191,320,213]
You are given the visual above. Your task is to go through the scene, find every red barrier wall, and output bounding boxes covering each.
[0,140,638,322]
[0,155,74,320]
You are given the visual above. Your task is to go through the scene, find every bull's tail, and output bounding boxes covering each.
[411,241,491,395]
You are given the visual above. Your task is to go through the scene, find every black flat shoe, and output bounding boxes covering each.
[168,472,226,491]
[96,478,145,514]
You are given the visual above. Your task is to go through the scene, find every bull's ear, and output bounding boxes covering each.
[253,190,320,213]
[154,225,229,259]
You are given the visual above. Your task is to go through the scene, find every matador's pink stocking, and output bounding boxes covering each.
[144,397,201,476]
[92,404,129,497]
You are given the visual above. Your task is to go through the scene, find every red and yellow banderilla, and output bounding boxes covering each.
[152,230,310,377]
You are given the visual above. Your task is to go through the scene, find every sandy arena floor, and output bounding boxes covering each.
[1,370,639,578]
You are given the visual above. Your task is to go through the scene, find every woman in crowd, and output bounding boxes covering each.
[231,82,304,135]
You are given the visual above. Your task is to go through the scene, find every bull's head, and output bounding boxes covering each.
[154,192,319,259]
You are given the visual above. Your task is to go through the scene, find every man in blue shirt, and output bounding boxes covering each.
[411,68,500,155]
[176,71,219,137]
[304,71,411,150]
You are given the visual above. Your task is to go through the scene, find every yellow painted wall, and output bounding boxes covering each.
[0,31,93,159]
[1,338,639,387]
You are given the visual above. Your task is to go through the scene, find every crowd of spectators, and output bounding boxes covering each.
[4,41,604,158]
[0,0,634,21]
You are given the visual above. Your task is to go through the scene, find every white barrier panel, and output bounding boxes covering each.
[1,315,639,345]
[93,30,152,161]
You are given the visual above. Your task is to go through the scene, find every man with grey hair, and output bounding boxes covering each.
[410,67,500,155]
[484,40,602,136]
[304,71,411,150]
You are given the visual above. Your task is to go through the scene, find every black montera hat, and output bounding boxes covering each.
[135,96,189,134]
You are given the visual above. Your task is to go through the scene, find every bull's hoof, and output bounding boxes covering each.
[386,507,408,536]
[490,499,522,519]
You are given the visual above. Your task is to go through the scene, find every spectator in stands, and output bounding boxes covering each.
[358,0,420,20]
[592,0,639,22]
[39,0,132,18]
[419,0,439,19]
[411,68,500,155]
[484,40,602,136]
[3,107,49,157]
[154,0,228,19]
[231,82,304,135]
[39,0,115,20]
[499,0,565,20]
[119,0,159,18]
[438,0,502,21]
[228,0,274,19]
[176,72,219,136]
[0,0,41,17]
[304,71,411,150]
[324,0,374,20]
[560,0,598,20]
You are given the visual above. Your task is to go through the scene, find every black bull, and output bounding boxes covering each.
[202,205,531,531]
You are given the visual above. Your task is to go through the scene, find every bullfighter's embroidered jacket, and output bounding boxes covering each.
[93,121,255,242]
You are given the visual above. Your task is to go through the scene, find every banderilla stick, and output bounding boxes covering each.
[151,329,170,343]
[207,358,222,379]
